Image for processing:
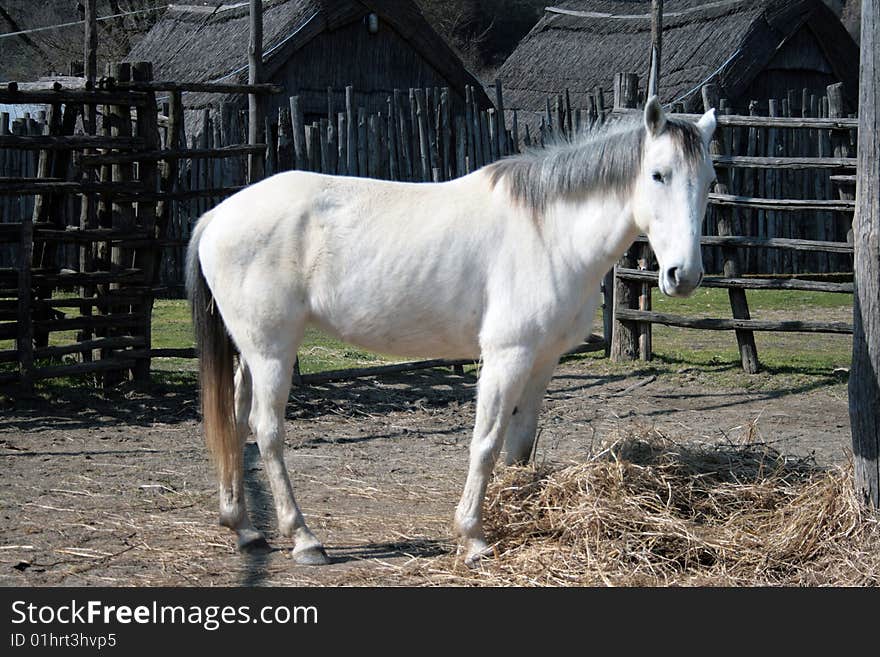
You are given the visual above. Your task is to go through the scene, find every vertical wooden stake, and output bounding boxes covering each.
[248,0,264,183]
[131,61,159,383]
[494,79,506,155]
[850,0,880,507]
[290,96,307,170]
[610,73,641,362]
[648,0,663,99]
[703,84,759,373]
[346,86,356,176]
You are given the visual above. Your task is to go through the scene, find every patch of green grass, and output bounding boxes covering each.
[620,287,853,390]
[151,298,194,349]
[148,300,402,374]
[653,287,852,317]
[5,286,856,392]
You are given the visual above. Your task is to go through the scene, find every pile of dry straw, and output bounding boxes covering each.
[429,432,880,586]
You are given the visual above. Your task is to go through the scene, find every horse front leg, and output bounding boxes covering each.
[503,357,559,465]
[454,346,535,566]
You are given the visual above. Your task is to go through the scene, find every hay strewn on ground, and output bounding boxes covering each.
[419,432,880,586]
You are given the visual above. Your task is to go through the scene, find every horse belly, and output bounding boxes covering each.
[310,291,483,360]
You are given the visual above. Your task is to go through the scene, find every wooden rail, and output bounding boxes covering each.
[80,144,268,166]
[709,193,855,212]
[615,308,853,334]
[615,268,854,293]
[669,111,859,129]
[0,86,151,106]
[0,135,145,151]
[632,234,855,253]
[712,155,857,169]
[107,81,282,95]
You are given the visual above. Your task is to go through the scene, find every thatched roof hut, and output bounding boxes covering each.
[126,0,491,121]
[496,0,859,115]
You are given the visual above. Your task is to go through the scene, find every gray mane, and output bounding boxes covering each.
[486,116,705,213]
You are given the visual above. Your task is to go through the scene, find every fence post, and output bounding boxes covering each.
[247,0,264,183]
[289,96,307,170]
[702,84,760,373]
[828,83,854,247]
[277,106,293,171]
[104,62,136,386]
[17,179,34,394]
[610,72,641,362]
[131,61,159,382]
[850,0,880,508]
[494,80,507,156]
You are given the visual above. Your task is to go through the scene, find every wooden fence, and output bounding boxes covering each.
[0,66,279,390]
[154,79,633,292]
[1,69,858,385]
[158,82,537,290]
[609,74,856,372]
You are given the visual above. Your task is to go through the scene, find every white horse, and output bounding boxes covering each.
[186,98,716,566]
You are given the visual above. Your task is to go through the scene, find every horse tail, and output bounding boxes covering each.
[186,211,240,495]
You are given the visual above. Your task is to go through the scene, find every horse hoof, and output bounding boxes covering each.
[293,545,331,566]
[463,539,493,569]
[237,530,270,553]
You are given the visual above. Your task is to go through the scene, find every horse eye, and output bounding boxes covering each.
[652,172,664,183]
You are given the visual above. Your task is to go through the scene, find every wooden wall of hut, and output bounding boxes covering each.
[268,18,478,121]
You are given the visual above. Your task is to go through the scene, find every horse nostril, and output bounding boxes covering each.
[666,266,681,287]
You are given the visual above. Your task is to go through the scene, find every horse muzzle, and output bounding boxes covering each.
[659,265,703,298]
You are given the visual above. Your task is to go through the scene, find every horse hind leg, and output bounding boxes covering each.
[218,360,267,551]
[247,351,329,565]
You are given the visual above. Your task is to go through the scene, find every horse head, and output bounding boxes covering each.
[633,96,716,297]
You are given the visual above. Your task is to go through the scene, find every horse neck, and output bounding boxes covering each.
[544,190,640,283]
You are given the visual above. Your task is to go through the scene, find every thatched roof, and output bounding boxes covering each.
[497,0,858,113]
[126,0,490,108]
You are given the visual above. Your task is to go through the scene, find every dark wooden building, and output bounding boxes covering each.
[126,0,491,123]
[496,0,859,114]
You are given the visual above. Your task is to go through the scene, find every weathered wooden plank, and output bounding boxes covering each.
[109,186,246,203]
[80,144,268,166]
[704,85,759,373]
[32,312,143,333]
[415,90,430,181]
[16,121,36,390]
[247,0,264,183]
[712,155,856,169]
[34,336,145,359]
[709,193,855,211]
[108,81,281,95]
[850,0,880,507]
[632,234,854,253]
[356,108,368,177]
[30,358,137,381]
[666,111,859,129]
[0,87,150,106]
[33,227,150,242]
[615,309,853,334]
[615,268,854,293]
[31,269,146,285]
[0,180,148,195]
[610,76,642,362]
[0,135,143,150]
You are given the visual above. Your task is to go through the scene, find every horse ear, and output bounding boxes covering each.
[644,95,666,137]
[696,108,717,146]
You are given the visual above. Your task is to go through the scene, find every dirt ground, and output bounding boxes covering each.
[0,357,853,586]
